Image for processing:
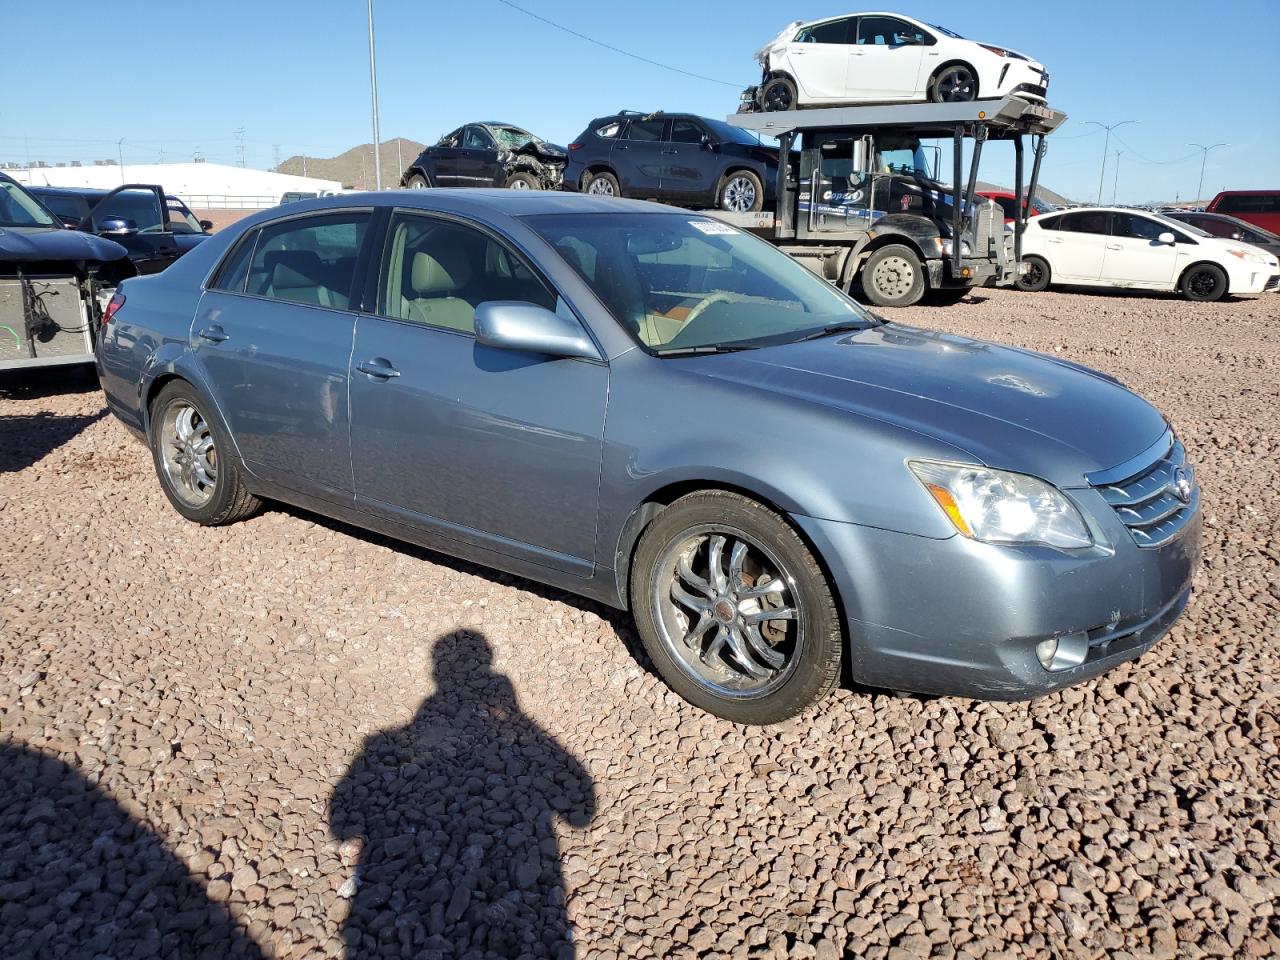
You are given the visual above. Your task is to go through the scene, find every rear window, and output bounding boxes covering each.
[1215,194,1280,214]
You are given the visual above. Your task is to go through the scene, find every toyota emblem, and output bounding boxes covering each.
[1172,467,1193,505]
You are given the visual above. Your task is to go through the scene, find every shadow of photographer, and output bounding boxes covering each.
[330,629,596,959]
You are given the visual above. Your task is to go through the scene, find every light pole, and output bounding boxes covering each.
[1189,142,1227,204]
[116,138,125,184]
[1086,120,1138,205]
[366,0,383,191]
[1111,150,1122,204]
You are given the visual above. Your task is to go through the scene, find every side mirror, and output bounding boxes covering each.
[474,301,600,360]
[99,217,138,236]
[1157,231,1176,244]
[700,134,716,151]
[199,219,214,232]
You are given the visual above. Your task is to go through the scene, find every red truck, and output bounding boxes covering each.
[1207,190,1280,234]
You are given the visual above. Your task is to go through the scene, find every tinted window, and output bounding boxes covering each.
[1036,214,1063,231]
[378,214,555,334]
[93,188,165,233]
[991,196,1018,219]
[1059,211,1108,235]
[462,126,494,150]
[210,231,257,292]
[670,120,705,144]
[1217,194,1280,214]
[1188,216,1237,239]
[797,18,853,44]
[0,180,57,227]
[246,213,369,309]
[625,119,666,142]
[1113,214,1167,241]
[857,16,928,45]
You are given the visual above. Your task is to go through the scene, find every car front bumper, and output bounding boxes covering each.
[993,61,1050,102]
[792,496,1200,700]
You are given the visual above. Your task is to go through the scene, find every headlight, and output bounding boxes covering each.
[1226,248,1268,265]
[935,239,972,257]
[909,460,1093,549]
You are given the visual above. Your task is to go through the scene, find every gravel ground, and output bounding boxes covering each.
[1,287,1277,960]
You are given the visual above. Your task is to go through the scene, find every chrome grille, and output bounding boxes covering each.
[975,199,999,256]
[1093,439,1198,548]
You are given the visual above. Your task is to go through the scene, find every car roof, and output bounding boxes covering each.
[27,186,108,198]
[1212,189,1278,196]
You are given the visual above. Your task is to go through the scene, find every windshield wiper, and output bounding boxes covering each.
[653,343,753,358]
[790,320,876,343]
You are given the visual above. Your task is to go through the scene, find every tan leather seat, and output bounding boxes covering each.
[404,249,474,333]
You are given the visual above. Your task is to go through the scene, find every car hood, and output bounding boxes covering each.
[972,40,1044,69]
[514,141,567,163]
[690,323,1168,487]
[0,225,129,264]
[756,21,803,65]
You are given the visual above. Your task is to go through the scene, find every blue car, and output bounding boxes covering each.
[97,190,1199,723]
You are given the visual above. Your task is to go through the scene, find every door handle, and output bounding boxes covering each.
[1046,237,1064,244]
[614,144,629,151]
[661,149,678,155]
[357,358,401,379]
[1106,243,1123,250]
[196,325,229,343]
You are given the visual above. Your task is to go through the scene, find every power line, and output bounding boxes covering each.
[1111,132,1199,167]
[493,0,740,87]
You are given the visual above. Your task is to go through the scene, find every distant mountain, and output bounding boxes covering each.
[277,139,425,190]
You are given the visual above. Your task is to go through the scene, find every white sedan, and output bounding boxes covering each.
[752,12,1048,111]
[1016,208,1280,301]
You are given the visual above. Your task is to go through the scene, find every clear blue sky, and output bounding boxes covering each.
[2,0,1276,202]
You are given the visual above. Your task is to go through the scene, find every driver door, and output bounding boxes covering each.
[458,125,502,186]
[850,16,928,100]
[88,184,178,274]
[1103,213,1183,287]
[789,17,856,101]
[798,135,875,238]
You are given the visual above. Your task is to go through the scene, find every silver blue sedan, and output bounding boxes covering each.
[96,190,1199,723]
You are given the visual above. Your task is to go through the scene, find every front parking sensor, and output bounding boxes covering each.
[1036,631,1090,672]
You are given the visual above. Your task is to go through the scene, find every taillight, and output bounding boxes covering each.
[102,290,125,328]
[568,142,582,151]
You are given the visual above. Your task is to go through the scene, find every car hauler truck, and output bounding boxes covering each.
[715,96,1065,307]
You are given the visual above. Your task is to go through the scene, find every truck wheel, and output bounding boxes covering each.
[929,64,978,103]
[505,172,541,190]
[1017,256,1051,291]
[861,245,926,307]
[1181,263,1228,302]
[718,170,763,212]
[630,490,843,725]
[405,173,430,189]
[585,171,619,197]
[761,76,797,112]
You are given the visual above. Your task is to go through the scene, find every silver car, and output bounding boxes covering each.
[96,191,1200,724]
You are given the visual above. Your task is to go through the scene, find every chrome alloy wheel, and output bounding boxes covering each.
[509,178,531,190]
[586,176,616,196]
[160,400,217,507]
[870,255,916,300]
[652,529,802,698]
[722,175,758,213]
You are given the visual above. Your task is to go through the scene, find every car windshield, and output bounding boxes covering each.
[167,197,203,234]
[703,118,764,147]
[0,179,57,228]
[526,212,874,353]
[1150,212,1209,238]
[492,127,537,150]
[929,23,964,38]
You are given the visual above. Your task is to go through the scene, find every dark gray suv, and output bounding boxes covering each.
[97,190,1200,723]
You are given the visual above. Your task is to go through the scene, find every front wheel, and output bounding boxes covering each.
[148,380,259,526]
[760,76,797,112]
[504,172,541,190]
[1181,263,1228,302]
[861,244,926,307]
[630,491,843,724]
[929,64,978,103]
[405,173,430,189]
[718,170,764,213]
[1017,255,1051,292]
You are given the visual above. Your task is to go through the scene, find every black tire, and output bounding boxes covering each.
[925,287,972,306]
[504,171,541,190]
[630,490,843,724]
[1017,255,1051,292]
[1181,262,1228,302]
[929,64,978,103]
[584,170,619,198]
[405,173,430,189]
[147,380,259,526]
[761,76,797,112]
[718,169,764,213]
[860,244,926,307]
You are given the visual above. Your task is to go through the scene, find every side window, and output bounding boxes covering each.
[246,213,369,309]
[626,119,666,142]
[93,188,165,233]
[378,214,556,334]
[210,230,257,292]
[1195,217,1236,239]
[670,120,705,145]
[857,16,925,45]
[462,126,494,150]
[797,18,853,44]
[1114,214,1166,241]
[39,194,86,224]
[438,128,462,147]
[1037,214,1062,231]
[1059,211,1108,235]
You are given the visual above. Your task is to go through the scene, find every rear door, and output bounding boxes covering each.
[192,210,372,503]
[612,118,667,197]
[458,125,503,187]
[1041,210,1108,281]
[427,128,465,186]
[661,118,717,202]
[789,17,856,101]
[1102,213,1182,287]
[88,184,179,274]
[850,16,928,100]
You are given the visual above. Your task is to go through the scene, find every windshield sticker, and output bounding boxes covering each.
[689,219,738,235]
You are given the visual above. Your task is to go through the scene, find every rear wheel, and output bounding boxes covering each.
[630,491,842,724]
[861,244,926,307]
[761,76,797,112]
[1017,255,1051,292]
[505,172,541,190]
[718,170,764,213]
[930,64,978,103]
[584,171,619,197]
[148,380,258,526]
[1181,263,1228,302]
[405,173,430,189]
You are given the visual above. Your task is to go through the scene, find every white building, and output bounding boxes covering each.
[8,162,342,209]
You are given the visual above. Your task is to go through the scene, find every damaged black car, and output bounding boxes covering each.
[1,173,134,372]
[400,122,567,191]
